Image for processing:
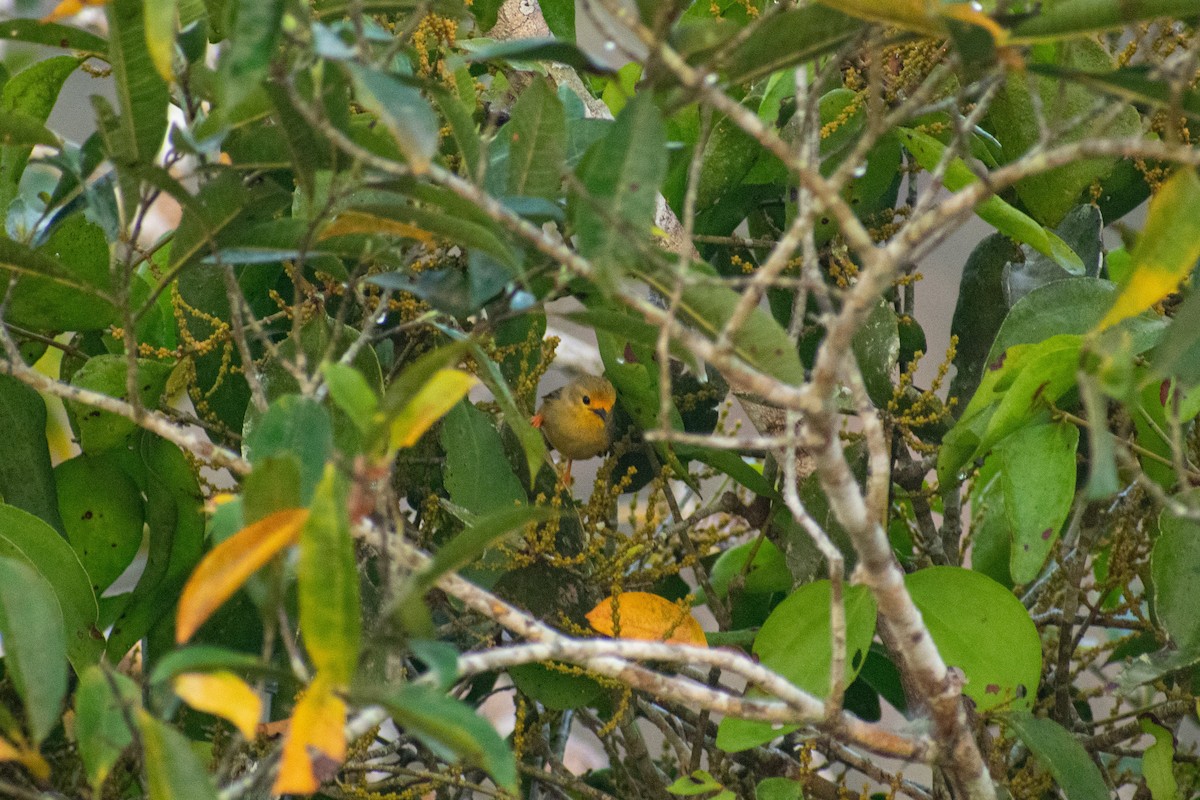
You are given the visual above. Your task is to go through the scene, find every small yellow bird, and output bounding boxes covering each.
[531,374,616,484]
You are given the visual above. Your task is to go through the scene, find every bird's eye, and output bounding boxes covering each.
[582,395,591,405]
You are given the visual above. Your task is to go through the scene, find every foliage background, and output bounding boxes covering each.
[1,1,1200,800]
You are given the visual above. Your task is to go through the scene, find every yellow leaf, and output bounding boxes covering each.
[319,210,436,244]
[1099,168,1200,330]
[816,0,1006,42]
[0,734,50,781]
[42,0,107,22]
[822,0,940,33]
[173,672,262,739]
[387,369,478,451]
[586,592,707,647]
[941,5,1009,44]
[273,676,347,795]
[176,508,310,643]
[144,0,178,83]
[204,492,238,514]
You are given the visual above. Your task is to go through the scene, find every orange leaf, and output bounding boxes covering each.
[42,0,107,22]
[173,672,263,739]
[319,210,436,244]
[273,676,347,795]
[258,719,290,737]
[586,592,707,647]
[176,508,310,643]
[0,734,50,781]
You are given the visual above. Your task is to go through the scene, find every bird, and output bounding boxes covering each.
[530,374,616,485]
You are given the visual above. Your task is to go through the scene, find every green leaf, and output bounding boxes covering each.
[672,280,807,386]
[0,504,102,671]
[299,465,361,685]
[254,314,382,457]
[67,356,174,454]
[1013,0,1200,40]
[138,711,220,800]
[419,505,556,591]
[707,538,791,598]
[540,0,575,39]
[682,446,777,498]
[363,684,517,791]
[1129,369,1200,489]
[453,336,546,487]
[1026,63,1200,125]
[896,127,1083,272]
[985,40,1141,227]
[167,169,252,273]
[1151,287,1200,386]
[56,453,146,595]
[969,455,1015,588]
[353,202,519,268]
[668,770,723,795]
[148,644,278,684]
[567,305,703,374]
[1080,376,1119,499]
[430,81,482,179]
[986,278,1164,368]
[574,93,667,273]
[1,214,119,332]
[1139,716,1180,800]
[721,5,863,86]
[508,663,605,710]
[1003,711,1109,800]
[107,0,170,168]
[716,582,876,751]
[144,0,180,81]
[756,777,804,800]
[1005,205,1105,306]
[344,63,440,172]
[217,0,283,113]
[75,667,139,793]
[0,374,66,533]
[322,362,379,435]
[464,37,610,74]
[987,422,1079,584]
[908,567,1041,712]
[105,436,204,664]
[851,299,900,407]
[503,77,566,199]
[858,646,907,714]
[0,19,108,53]
[1116,649,1200,693]
[1152,502,1200,652]
[0,110,57,147]
[695,107,763,211]
[0,54,80,212]
[242,456,302,524]
[311,0,466,17]
[979,335,1081,458]
[949,233,1024,404]
[244,395,333,504]
[596,328,690,481]
[368,267,474,318]
[441,400,528,515]
[0,558,67,744]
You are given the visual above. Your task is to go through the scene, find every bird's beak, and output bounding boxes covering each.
[592,407,608,422]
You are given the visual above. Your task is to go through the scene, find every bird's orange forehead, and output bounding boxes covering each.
[573,375,616,409]
[591,386,615,409]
